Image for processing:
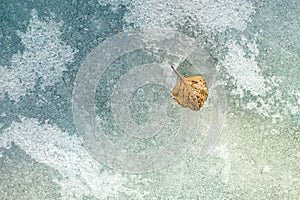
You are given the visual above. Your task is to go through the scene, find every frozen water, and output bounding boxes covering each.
[220,39,270,97]
[0,10,76,101]
[0,118,141,199]
[100,0,254,32]
[0,0,299,199]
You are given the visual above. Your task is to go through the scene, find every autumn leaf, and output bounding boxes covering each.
[171,66,208,111]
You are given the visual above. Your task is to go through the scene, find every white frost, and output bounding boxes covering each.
[0,118,137,199]
[221,40,270,97]
[99,0,254,32]
[0,10,76,101]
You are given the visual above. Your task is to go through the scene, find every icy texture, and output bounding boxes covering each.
[221,39,270,97]
[0,118,139,199]
[0,145,61,199]
[0,0,299,199]
[99,0,300,121]
[72,29,225,172]
[117,107,299,199]
[100,0,254,32]
[220,38,297,119]
[0,10,76,101]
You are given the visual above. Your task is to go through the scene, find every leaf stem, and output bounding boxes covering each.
[171,66,187,85]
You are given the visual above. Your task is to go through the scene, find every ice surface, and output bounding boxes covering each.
[0,10,76,101]
[221,39,270,97]
[99,0,300,121]
[0,144,61,199]
[100,0,254,32]
[0,118,140,199]
[0,0,299,199]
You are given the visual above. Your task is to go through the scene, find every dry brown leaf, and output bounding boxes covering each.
[171,66,208,111]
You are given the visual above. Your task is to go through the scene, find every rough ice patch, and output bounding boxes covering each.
[220,37,300,119]
[221,39,270,97]
[294,90,300,105]
[0,118,138,199]
[0,10,76,101]
[213,145,231,184]
[99,0,254,32]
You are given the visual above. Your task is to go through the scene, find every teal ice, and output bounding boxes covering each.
[0,0,299,199]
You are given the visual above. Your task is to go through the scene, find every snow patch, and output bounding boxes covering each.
[0,10,76,101]
[0,118,139,199]
[99,0,254,32]
[221,40,270,97]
